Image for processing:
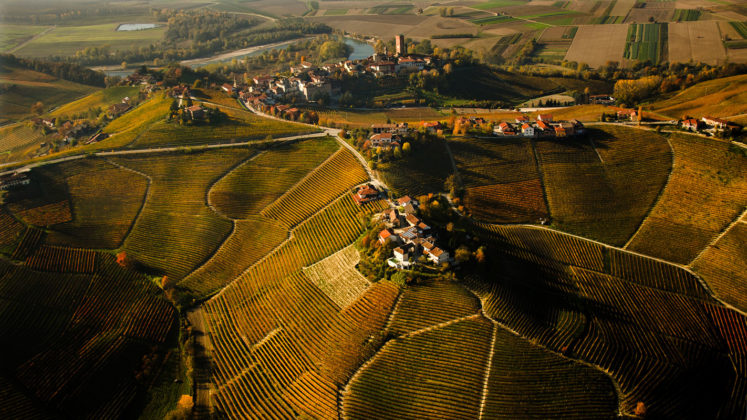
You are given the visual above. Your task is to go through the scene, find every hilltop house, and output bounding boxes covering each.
[370,132,402,148]
[425,247,449,265]
[371,123,409,135]
[354,184,379,205]
[617,109,638,121]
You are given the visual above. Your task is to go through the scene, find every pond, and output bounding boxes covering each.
[116,23,161,31]
[345,38,374,61]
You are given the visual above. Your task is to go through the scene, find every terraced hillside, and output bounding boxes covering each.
[537,126,672,245]
[626,134,747,264]
[469,222,747,419]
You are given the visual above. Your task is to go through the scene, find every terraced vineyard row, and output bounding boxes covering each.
[12,200,72,227]
[449,136,546,223]
[262,148,369,227]
[468,222,747,418]
[536,126,672,245]
[302,245,371,309]
[692,220,747,312]
[209,137,339,219]
[627,134,747,264]
[387,281,480,336]
[111,148,256,281]
[25,245,96,273]
[11,227,44,260]
[0,253,176,419]
[42,158,149,249]
[0,208,25,248]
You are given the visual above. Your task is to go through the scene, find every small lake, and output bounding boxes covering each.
[345,38,374,61]
[117,23,161,31]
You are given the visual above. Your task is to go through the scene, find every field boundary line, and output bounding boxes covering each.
[382,290,405,335]
[529,138,553,222]
[461,284,626,418]
[478,321,498,420]
[622,136,676,249]
[688,207,747,267]
[103,158,153,249]
[205,150,266,221]
[398,313,481,339]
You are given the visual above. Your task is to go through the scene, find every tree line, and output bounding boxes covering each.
[0,53,106,87]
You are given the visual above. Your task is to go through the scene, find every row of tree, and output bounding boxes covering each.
[0,53,106,87]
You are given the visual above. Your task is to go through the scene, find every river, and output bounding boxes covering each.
[94,37,375,77]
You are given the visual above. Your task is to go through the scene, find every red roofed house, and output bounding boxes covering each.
[515,115,529,123]
[379,228,398,244]
[187,105,205,120]
[537,114,553,122]
[370,132,401,148]
[536,120,551,132]
[554,125,567,137]
[422,121,442,134]
[405,213,420,227]
[617,109,637,121]
[425,247,449,265]
[521,123,535,137]
[701,116,728,129]
[397,196,417,207]
[354,184,379,205]
[682,119,701,131]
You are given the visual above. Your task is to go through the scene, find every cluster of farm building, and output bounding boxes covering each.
[353,185,450,269]
[680,116,742,135]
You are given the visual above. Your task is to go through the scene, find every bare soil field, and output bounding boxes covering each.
[565,24,629,67]
[624,5,674,23]
[539,26,569,42]
[407,16,479,39]
[727,48,747,63]
[610,0,636,17]
[668,21,727,65]
[718,21,742,40]
[310,15,429,38]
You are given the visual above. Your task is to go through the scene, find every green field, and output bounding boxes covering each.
[673,9,701,21]
[0,65,98,124]
[473,0,525,10]
[730,21,747,38]
[623,23,666,63]
[13,23,166,58]
[0,25,50,52]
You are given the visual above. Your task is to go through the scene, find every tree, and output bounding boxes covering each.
[391,271,407,286]
[121,61,127,70]
[116,251,132,269]
[475,246,487,264]
[455,246,471,264]
[165,395,194,420]
[634,401,647,417]
[393,146,402,159]
[402,142,411,155]
[30,101,44,115]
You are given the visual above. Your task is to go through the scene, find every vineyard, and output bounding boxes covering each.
[39,158,149,249]
[537,126,672,245]
[209,137,339,219]
[377,136,454,197]
[692,220,747,312]
[626,134,747,264]
[0,253,176,419]
[302,245,371,309]
[11,200,72,227]
[0,208,25,250]
[344,316,494,419]
[468,221,747,418]
[100,96,172,149]
[262,148,369,227]
[387,281,481,336]
[110,148,255,281]
[448,136,547,223]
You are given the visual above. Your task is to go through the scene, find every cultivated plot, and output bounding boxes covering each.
[668,21,727,65]
[565,24,629,67]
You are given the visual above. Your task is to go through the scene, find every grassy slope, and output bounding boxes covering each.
[647,74,747,119]
[627,134,747,264]
[50,86,141,118]
[13,23,165,58]
[538,126,672,246]
[0,64,98,124]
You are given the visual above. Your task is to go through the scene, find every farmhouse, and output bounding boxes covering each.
[521,123,535,137]
[515,115,529,124]
[425,247,449,265]
[681,118,701,131]
[701,116,728,129]
[617,109,638,121]
[397,196,418,207]
[370,132,401,148]
[379,228,398,244]
[590,95,615,105]
[371,123,409,135]
[354,184,380,205]
[108,102,131,117]
[537,114,553,122]
[421,121,442,134]
[186,105,206,120]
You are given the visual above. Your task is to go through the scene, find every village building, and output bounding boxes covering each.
[403,202,417,214]
[589,95,615,105]
[379,228,398,244]
[425,247,449,265]
[515,115,530,124]
[421,121,442,134]
[521,123,535,137]
[186,105,206,120]
[681,118,701,131]
[371,123,409,135]
[701,116,728,129]
[617,109,637,121]
[370,132,401,148]
[108,102,131,117]
[396,57,425,73]
[354,184,380,205]
[537,114,553,122]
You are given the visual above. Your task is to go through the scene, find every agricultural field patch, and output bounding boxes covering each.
[377,136,453,197]
[0,123,49,164]
[302,245,370,309]
[110,148,256,281]
[668,21,727,65]
[387,281,481,335]
[673,8,701,20]
[692,220,747,313]
[623,23,667,64]
[610,0,637,17]
[536,126,672,245]
[0,65,98,124]
[624,3,675,23]
[626,134,747,264]
[0,25,50,52]
[310,15,429,38]
[39,158,149,250]
[49,85,140,119]
[13,23,166,59]
[565,24,629,67]
[648,74,747,118]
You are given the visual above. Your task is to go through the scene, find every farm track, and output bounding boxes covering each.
[8,26,55,53]
[187,308,214,420]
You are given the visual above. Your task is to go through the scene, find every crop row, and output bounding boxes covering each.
[13,200,72,227]
[209,137,339,219]
[387,281,480,336]
[627,134,746,264]
[44,158,149,250]
[262,148,369,227]
[464,179,547,223]
[0,208,24,248]
[11,227,44,260]
[25,245,96,273]
[112,148,255,281]
[302,244,371,309]
[692,222,747,312]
